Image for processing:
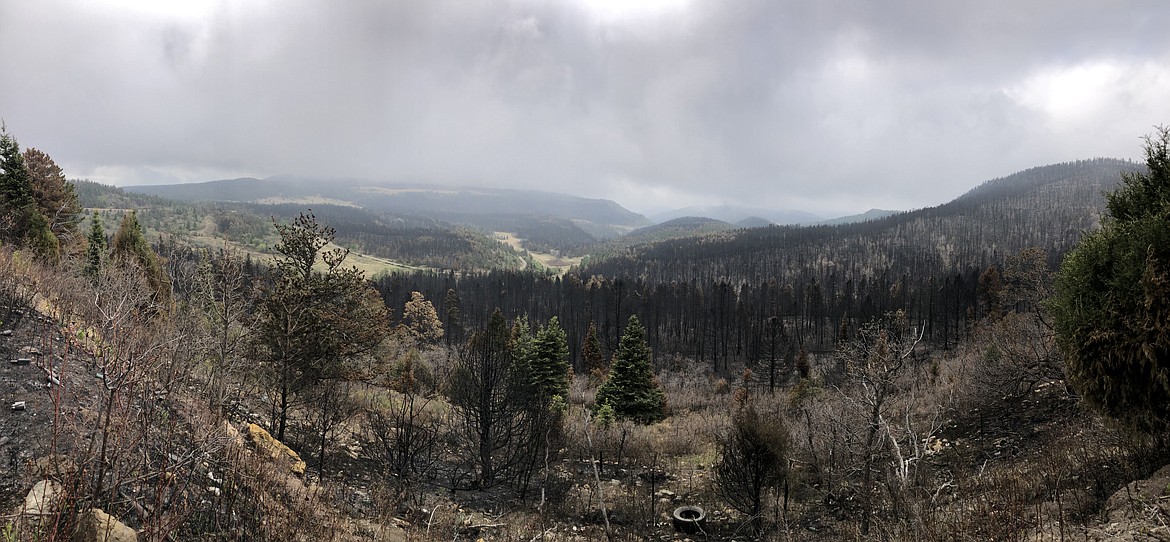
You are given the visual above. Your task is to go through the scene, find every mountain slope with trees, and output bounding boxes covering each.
[73,181,534,272]
[377,158,1139,380]
[126,176,650,254]
[6,113,1169,541]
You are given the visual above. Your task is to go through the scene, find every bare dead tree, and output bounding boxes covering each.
[191,245,258,414]
[976,247,1065,399]
[835,310,924,536]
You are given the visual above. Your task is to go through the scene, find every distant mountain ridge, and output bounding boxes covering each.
[126,176,912,241]
[126,176,652,256]
[815,208,900,226]
[121,159,1139,266]
[72,180,521,272]
[127,176,649,230]
[648,204,821,225]
[579,158,1140,284]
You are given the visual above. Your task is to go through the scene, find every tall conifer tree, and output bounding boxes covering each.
[595,315,665,423]
[531,316,570,400]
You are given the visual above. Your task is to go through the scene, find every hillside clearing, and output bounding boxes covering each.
[494,231,582,273]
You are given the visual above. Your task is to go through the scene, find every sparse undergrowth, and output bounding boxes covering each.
[1,238,1167,541]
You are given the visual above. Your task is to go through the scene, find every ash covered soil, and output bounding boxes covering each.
[1,307,95,510]
[4,299,1170,541]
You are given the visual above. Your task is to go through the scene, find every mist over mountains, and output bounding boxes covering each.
[126,173,899,245]
[125,157,1135,260]
[646,205,823,226]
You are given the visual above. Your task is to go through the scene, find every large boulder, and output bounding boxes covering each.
[1022,463,1170,541]
[246,423,307,476]
[73,508,137,542]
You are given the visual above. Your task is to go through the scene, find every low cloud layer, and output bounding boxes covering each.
[2,1,1168,216]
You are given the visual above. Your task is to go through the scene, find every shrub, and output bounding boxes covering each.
[715,402,791,533]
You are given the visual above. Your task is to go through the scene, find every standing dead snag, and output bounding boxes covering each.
[192,246,258,414]
[836,310,925,535]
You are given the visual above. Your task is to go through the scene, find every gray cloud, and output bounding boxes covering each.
[2,0,1169,216]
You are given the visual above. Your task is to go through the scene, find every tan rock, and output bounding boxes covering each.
[220,420,245,449]
[8,480,65,538]
[21,479,63,519]
[73,508,138,542]
[246,423,307,476]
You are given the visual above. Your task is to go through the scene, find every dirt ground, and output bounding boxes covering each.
[6,298,1170,540]
[1,307,93,512]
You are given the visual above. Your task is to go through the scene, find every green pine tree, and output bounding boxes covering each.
[85,213,106,279]
[24,209,59,260]
[1052,126,1170,433]
[595,315,665,424]
[582,319,605,374]
[0,124,34,243]
[111,210,171,307]
[510,316,535,381]
[531,316,570,400]
[0,125,32,211]
[254,211,389,441]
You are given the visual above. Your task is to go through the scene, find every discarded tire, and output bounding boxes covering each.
[671,505,706,534]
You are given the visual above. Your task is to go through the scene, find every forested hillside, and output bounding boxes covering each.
[3,122,1164,542]
[379,159,1139,375]
[126,176,649,254]
[78,159,1143,383]
[75,182,534,272]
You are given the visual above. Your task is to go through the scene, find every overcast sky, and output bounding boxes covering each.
[2,1,1169,217]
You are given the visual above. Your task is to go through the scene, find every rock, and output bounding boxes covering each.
[1069,463,1170,541]
[927,436,946,455]
[20,480,63,519]
[1104,463,1170,522]
[219,420,245,449]
[344,442,362,459]
[1,329,12,336]
[246,423,307,476]
[74,508,138,542]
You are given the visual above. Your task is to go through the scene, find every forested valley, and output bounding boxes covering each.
[3,118,1169,542]
[377,158,1137,374]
